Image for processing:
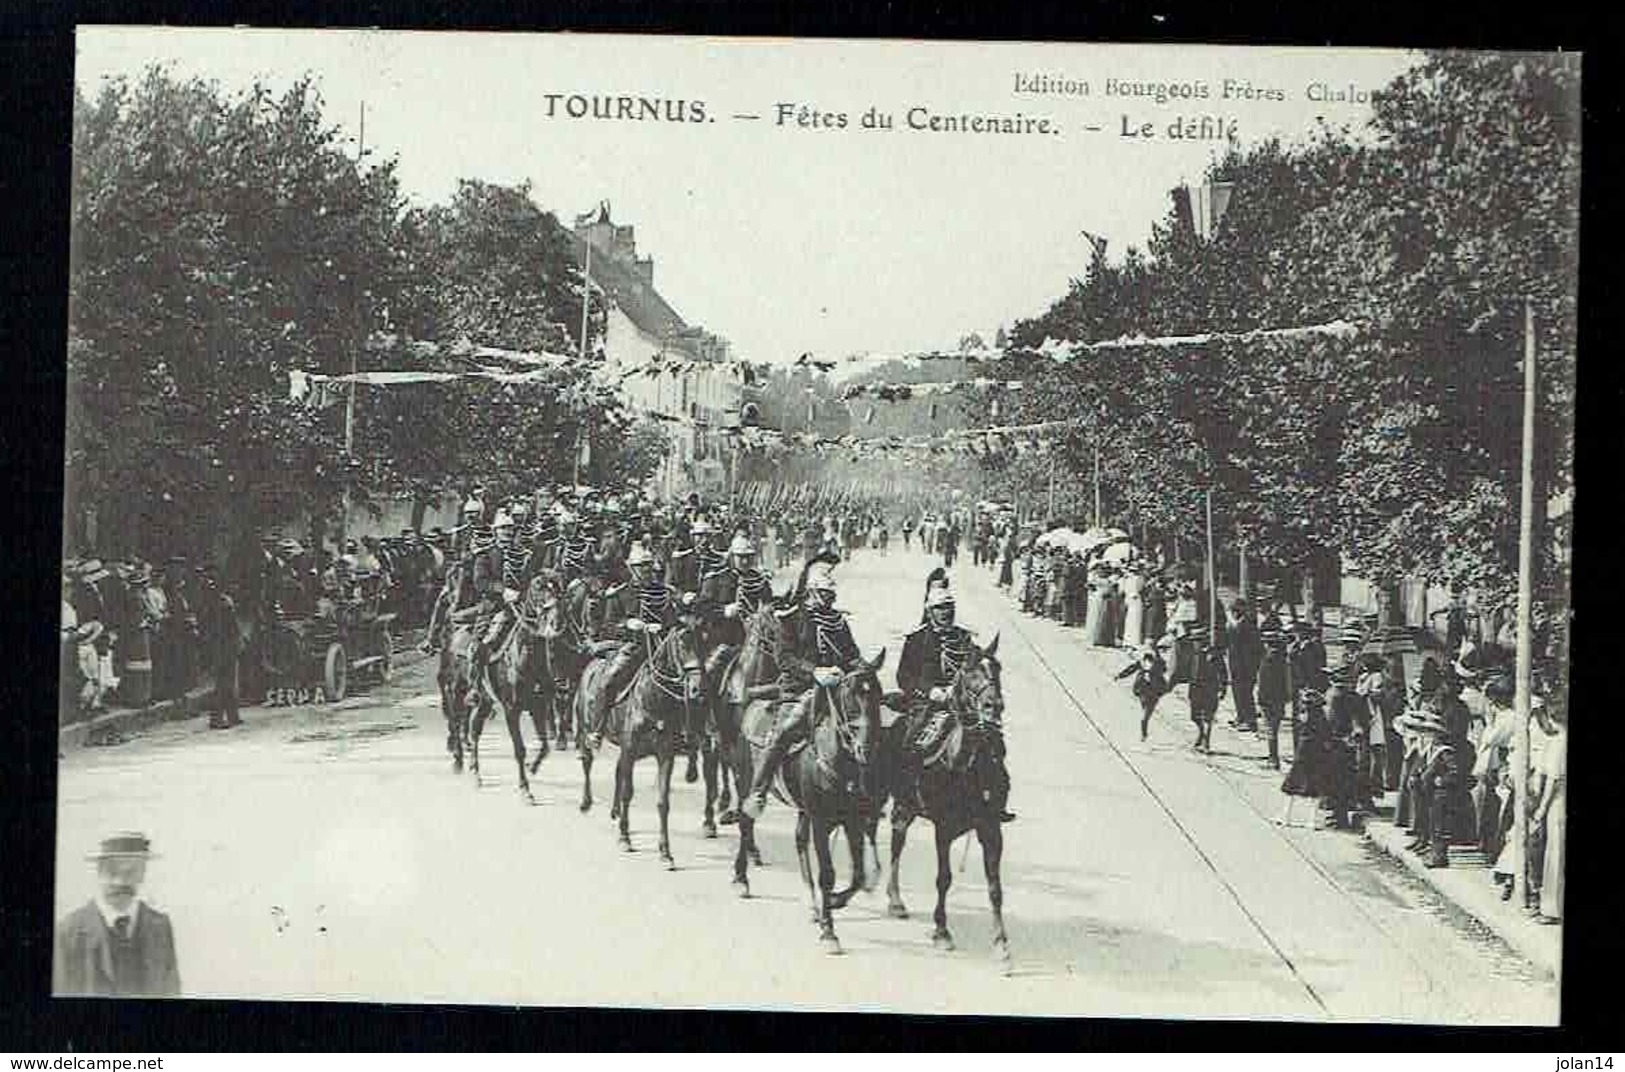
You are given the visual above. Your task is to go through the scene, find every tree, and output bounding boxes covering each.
[68,68,404,565]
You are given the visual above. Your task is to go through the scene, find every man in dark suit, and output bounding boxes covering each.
[54,833,180,997]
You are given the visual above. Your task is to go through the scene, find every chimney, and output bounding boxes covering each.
[636,256,654,286]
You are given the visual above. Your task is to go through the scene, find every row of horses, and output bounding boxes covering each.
[434,565,1011,960]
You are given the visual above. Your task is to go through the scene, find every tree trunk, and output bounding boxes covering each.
[1238,548,1251,600]
[410,494,430,535]
[1378,581,1406,683]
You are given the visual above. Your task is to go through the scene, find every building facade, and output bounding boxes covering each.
[576,207,755,501]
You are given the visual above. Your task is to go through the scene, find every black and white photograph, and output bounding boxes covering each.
[56,28,1577,1024]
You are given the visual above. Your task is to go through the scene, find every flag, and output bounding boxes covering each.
[574,201,610,229]
[1080,229,1109,260]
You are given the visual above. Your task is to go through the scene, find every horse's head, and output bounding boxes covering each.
[655,620,707,704]
[828,648,887,767]
[955,632,1005,730]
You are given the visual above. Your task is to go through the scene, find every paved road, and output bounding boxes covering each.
[54,549,1558,1022]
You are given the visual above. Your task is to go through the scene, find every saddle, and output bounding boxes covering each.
[910,706,974,773]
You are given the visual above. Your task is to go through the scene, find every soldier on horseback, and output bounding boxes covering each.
[469,509,527,698]
[692,515,728,584]
[700,533,774,651]
[552,507,594,586]
[895,568,1016,823]
[741,554,864,821]
[589,541,680,741]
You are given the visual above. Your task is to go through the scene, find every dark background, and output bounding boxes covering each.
[2,0,1619,1052]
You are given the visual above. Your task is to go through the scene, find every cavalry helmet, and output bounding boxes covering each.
[626,542,654,567]
[691,517,713,536]
[925,579,955,609]
[806,562,837,593]
[729,534,756,557]
[492,509,515,531]
[462,497,483,516]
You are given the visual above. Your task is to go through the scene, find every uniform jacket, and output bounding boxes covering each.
[54,901,180,998]
[1256,649,1291,710]
[897,622,972,700]
[777,602,859,691]
[1227,618,1263,683]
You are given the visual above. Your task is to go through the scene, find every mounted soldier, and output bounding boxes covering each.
[700,532,774,652]
[468,510,525,697]
[552,507,594,586]
[667,515,707,596]
[692,515,727,586]
[741,552,865,820]
[895,567,1016,824]
[588,541,680,740]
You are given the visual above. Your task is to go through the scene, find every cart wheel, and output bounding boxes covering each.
[325,643,349,702]
[378,629,393,683]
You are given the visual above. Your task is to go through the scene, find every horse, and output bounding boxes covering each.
[869,634,1010,965]
[730,651,887,954]
[536,574,602,751]
[435,562,477,772]
[706,603,783,845]
[575,618,708,868]
[466,573,560,803]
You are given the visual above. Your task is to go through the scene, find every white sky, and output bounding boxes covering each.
[75,28,1419,364]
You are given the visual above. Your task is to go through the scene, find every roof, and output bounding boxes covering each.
[554,219,687,341]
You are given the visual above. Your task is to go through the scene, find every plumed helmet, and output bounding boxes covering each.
[923,566,954,609]
[626,542,653,567]
[729,533,756,557]
[691,517,713,535]
[492,509,515,531]
[463,497,483,516]
[806,562,837,592]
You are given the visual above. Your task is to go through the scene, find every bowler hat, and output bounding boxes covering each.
[87,832,157,861]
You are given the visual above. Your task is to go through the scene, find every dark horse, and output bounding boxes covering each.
[534,574,600,752]
[575,618,708,868]
[730,651,886,954]
[436,561,476,772]
[467,573,563,803]
[871,634,1010,966]
[705,602,782,847]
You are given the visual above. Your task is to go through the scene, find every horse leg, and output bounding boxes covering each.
[700,734,719,839]
[828,818,868,909]
[576,690,594,813]
[527,687,550,775]
[813,815,842,953]
[979,820,1011,968]
[931,825,956,950]
[469,694,489,786]
[733,812,753,897]
[616,749,635,851]
[887,814,912,919]
[717,706,739,823]
[795,810,818,924]
[657,746,676,869]
[442,681,463,773]
[507,701,533,804]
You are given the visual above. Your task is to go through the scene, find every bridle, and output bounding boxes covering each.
[812,664,878,774]
[645,622,705,706]
[952,648,1005,737]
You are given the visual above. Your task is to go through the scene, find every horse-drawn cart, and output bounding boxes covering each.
[262,608,396,704]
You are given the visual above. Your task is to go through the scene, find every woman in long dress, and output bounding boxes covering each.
[1278,686,1336,827]
[1537,706,1566,923]
[1120,567,1146,649]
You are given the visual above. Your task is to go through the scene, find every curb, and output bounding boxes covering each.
[61,638,436,751]
[1364,818,1561,979]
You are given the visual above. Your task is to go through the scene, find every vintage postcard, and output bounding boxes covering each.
[58,28,1575,1024]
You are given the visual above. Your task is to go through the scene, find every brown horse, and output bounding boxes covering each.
[730,651,886,954]
[467,574,559,803]
[575,619,708,868]
[871,634,1010,966]
[705,603,782,845]
[533,574,598,753]
[436,562,477,772]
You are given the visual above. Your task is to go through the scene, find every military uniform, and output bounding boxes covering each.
[589,546,679,733]
[700,556,773,651]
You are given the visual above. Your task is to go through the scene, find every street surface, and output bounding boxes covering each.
[55,550,1558,1022]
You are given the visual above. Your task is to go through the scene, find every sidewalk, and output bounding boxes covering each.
[971,561,1561,981]
[59,630,433,751]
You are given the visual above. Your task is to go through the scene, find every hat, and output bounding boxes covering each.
[493,509,515,530]
[691,517,714,535]
[1483,672,1515,704]
[626,542,653,567]
[923,566,954,609]
[556,508,578,524]
[88,832,156,861]
[728,533,756,557]
[806,562,837,593]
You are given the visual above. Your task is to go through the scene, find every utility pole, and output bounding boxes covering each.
[1513,299,1537,906]
[1093,439,1102,528]
[573,220,594,491]
[339,100,366,551]
[1206,487,1218,648]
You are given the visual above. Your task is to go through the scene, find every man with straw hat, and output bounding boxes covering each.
[54,833,180,997]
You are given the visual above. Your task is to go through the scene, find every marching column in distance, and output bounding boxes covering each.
[895,567,1016,823]
[741,553,863,821]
